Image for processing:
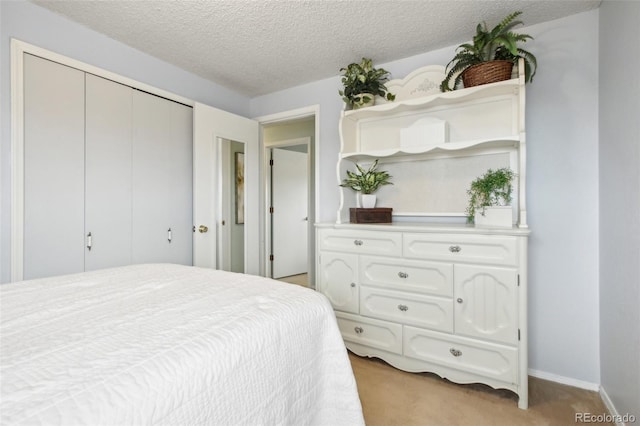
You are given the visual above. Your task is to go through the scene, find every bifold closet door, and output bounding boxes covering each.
[84,74,133,271]
[132,91,193,265]
[23,54,85,280]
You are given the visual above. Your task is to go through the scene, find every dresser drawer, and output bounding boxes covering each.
[360,287,453,333]
[403,326,517,384]
[318,229,402,256]
[403,233,518,266]
[336,312,403,355]
[360,255,453,297]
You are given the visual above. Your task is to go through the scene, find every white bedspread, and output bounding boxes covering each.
[0,264,364,425]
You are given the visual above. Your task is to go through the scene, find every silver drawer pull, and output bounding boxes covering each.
[449,245,461,253]
[354,240,363,246]
[457,298,463,304]
[450,348,462,357]
[350,282,356,288]
[397,304,409,311]
[354,326,364,334]
[398,272,408,279]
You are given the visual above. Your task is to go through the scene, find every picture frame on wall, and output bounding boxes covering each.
[235,152,245,224]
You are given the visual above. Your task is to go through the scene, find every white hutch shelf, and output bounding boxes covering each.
[336,60,527,225]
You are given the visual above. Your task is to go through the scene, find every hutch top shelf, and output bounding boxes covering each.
[336,59,527,227]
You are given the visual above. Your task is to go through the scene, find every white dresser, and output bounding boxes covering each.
[316,223,529,408]
[320,61,531,408]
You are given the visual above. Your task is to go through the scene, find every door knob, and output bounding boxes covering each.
[198,225,209,233]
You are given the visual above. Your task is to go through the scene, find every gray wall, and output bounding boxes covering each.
[251,10,602,385]
[599,0,640,418]
[0,0,251,283]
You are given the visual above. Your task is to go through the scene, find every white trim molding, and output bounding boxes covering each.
[253,105,320,280]
[599,386,628,426]
[528,368,600,391]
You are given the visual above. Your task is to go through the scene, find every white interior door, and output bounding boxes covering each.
[193,103,259,274]
[272,148,308,278]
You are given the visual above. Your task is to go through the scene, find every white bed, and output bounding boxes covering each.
[0,264,364,425]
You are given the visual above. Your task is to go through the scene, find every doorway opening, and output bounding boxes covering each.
[217,138,245,273]
[259,112,317,288]
[268,140,309,280]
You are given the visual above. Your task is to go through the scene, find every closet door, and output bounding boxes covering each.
[166,102,193,265]
[84,74,133,271]
[23,54,85,280]
[132,91,193,265]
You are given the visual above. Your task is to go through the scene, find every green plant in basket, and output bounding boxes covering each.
[440,11,537,92]
[340,159,393,194]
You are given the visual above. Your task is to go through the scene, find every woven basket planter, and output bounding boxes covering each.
[462,60,514,88]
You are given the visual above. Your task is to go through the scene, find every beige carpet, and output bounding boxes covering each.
[349,352,612,426]
[277,273,308,287]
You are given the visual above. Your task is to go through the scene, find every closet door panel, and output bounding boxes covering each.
[85,74,133,271]
[132,91,172,263]
[166,102,193,265]
[23,54,85,279]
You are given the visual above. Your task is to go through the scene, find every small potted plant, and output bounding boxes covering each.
[440,11,537,92]
[340,159,392,208]
[466,167,516,227]
[339,58,396,109]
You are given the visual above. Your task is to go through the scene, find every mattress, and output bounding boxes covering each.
[0,264,364,425]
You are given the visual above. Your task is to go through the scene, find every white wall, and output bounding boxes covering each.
[251,10,602,384]
[599,0,640,418]
[0,0,251,283]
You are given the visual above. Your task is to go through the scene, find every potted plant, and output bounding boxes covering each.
[339,58,396,109]
[440,11,537,92]
[340,159,393,208]
[466,167,516,227]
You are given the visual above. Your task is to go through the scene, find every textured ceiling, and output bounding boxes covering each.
[33,0,601,97]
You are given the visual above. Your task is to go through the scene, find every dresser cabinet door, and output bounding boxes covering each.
[360,256,453,297]
[318,229,402,256]
[454,264,518,345]
[404,233,518,266]
[318,252,359,313]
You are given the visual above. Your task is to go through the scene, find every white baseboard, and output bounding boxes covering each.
[528,370,631,425]
[599,386,625,426]
[528,368,600,391]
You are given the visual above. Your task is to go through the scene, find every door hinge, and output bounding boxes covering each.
[517,274,520,286]
[269,207,274,214]
[518,329,521,341]
[269,159,274,166]
[269,254,274,261]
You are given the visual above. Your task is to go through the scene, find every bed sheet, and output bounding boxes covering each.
[0,264,364,425]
